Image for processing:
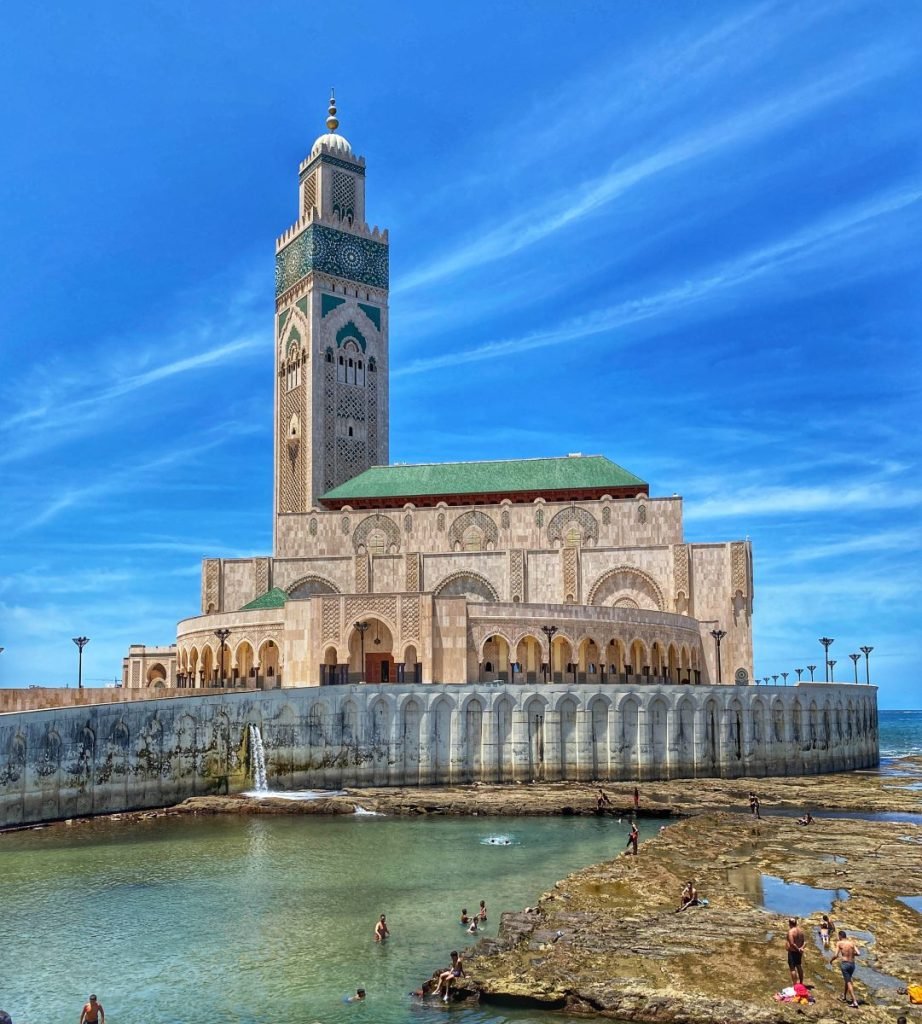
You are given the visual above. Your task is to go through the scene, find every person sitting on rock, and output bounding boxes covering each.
[676,880,700,912]
[797,811,814,826]
[436,950,465,1003]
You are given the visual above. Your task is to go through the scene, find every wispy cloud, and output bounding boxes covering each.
[686,481,922,521]
[395,51,910,296]
[394,185,922,377]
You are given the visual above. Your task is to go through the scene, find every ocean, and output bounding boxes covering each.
[878,708,922,758]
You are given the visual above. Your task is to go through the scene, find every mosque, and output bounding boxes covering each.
[123,95,754,696]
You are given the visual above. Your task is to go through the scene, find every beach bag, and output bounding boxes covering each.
[908,984,922,1004]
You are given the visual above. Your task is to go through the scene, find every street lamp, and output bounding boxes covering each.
[849,653,860,684]
[807,664,817,682]
[782,672,788,686]
[859,646,874,685]
[709,629,727,685]
[795,668,803,682]
[772,674,778,685]
[72,636,89,690]
[827,658,836,682]
[763,677,770,686]
[213,628,230,686]
[354,621,369,682]
[819,637,834,682]
[541,625,558,683]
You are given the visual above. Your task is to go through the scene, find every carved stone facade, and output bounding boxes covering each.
[139,103,756,697]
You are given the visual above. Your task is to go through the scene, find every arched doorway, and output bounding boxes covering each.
[481,635,510,683]
[515,635,542,684]
[235,641,255,687]
[259,640,280,688]
[549,635,573,684]
[350,618,394,684]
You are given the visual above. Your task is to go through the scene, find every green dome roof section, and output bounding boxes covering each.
[241,587,289,611]
[320,455,647,506]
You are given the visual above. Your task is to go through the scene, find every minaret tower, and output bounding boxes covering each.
[273,92,389,543]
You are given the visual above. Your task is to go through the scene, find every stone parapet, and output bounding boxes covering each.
[0,683,877,828]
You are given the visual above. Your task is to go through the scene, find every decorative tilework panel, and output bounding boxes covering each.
[547,506,599,545]
[354,553,369,593]
[353,514,400,554]
[336,321,367,351]
[322,294,346,317]
[277,309,291,336]
[332,171,355,221]
[337,386,366,422]
[276,225,388,295]
[357,302,381,330]
[302,172,317,216]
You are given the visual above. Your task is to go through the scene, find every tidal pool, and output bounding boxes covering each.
[760,874,848,916]
[2,811,666,1023]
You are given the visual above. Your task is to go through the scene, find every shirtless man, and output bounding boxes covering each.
[374,914,389,942]
[436,950,464,1003]
[830,930,860,1007]
[785,918,806,985]
[79,994,104,1024]
[677,881,699,912]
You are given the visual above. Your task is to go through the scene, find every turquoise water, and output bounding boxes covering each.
[1,812,665,1024]
[878,709,922,757]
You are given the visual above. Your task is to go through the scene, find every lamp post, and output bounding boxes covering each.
[772,674,778,685]
[849,652,860,684]
[213,628,230,686]
[859,646,874,685]
[782,672,788,686]
[709,629,726,685]
[763,677,770,686]
[72,636,89,690]
[827,658,836,682]
[354,621,369,682]
[541,625,558,683]
[819,637,834,682]
[795,668,803,682]
[807,664,817,682]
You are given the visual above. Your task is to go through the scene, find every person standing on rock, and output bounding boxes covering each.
[785,918,806,985]
[830,929,860,1007]
[626,821,639,855]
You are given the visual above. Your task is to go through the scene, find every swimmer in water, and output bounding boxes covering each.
[477,899,487,922]
[345,987,366,1002]
[374,914,389,942]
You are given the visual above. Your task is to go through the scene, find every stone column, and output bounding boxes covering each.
[543,704,561,782]
[576,698,595,781]
[480,701,499,783]
[511,703,530,782]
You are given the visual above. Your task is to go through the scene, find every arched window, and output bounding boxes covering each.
[337,354,346,382]
[565,526,580,547]
[368,530,386,556]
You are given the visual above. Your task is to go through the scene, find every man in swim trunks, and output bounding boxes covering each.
[830,930,860,1007]
[436,950,464,1003]
[79,994,104,1024]
[785,918,806,985]
[374,914,389,942]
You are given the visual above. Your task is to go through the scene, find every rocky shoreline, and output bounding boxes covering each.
[12,760,922,1022]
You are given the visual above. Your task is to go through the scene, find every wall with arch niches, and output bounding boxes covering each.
[0,683,878,828]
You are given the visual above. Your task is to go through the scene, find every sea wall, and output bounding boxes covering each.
[0,682,878,828]
[0,686,246,714]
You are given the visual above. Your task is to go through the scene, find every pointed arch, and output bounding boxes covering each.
[587,564,665,610]
[433,570,500,603]
[352,514,401,554]
[547,505,599,546]
[287,574,340,598]
[448,510,498,550]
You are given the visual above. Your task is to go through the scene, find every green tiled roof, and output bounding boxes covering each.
[241,587,288,611]
[321,455,646,502]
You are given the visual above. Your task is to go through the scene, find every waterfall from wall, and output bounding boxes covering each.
[249,725,268,793]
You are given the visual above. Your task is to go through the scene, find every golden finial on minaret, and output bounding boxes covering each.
[326,89,339,132]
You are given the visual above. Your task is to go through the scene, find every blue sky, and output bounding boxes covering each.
[0,2,919,707]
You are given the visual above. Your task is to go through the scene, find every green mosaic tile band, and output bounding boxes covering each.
[299,154,366,179]
[276,309,291,334]
[276,225,389,295]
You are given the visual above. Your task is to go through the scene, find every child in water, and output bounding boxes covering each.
[476,899,487,922]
